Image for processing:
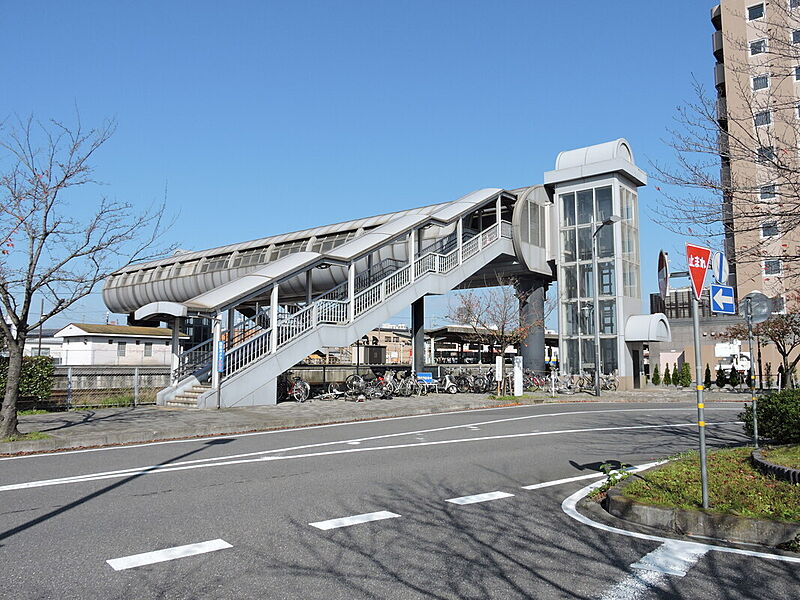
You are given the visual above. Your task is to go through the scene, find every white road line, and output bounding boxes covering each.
[310,511,401,530]
[598,569,667,600]
[598,540,708,599]
[106,539,232,571]
[561,464,800,566]
[0,421,742,492]
[0,405,742,461]
[446,491,514,505]
[522,472,608,490]
[630,540,708,576]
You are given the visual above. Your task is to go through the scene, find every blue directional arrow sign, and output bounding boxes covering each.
[710,284,736,315]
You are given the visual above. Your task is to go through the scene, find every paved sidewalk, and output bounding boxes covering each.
[2,387,750,456]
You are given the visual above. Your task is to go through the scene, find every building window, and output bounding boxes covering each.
[144,342,153,357]
[757,146,775,162]
[752,74,769,90]
[747,4,764,20]
[750,39,767,55]
[754,110,771,126]
[796,66,800,81]
[117,342,127,357]
[761,221,779,237]
[764,259,782,275]
[794,30,800,44]
[772,295,786,314]
[759,184,776,199]
[793,0,800,10]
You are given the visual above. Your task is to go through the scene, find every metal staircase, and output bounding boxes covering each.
[159,220,514,408]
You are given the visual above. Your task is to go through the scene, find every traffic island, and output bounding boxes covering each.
[595,447,800,550]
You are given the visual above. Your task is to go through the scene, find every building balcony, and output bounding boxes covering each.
[717,96,727,122]
[712,30,724,61]
[711,4,722,31]
[714,62,726,90]
[718,132,730,157]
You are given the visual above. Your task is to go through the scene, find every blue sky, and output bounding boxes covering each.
[1,1,718,329]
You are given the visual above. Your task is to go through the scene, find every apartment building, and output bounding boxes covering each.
[712,1,800,309]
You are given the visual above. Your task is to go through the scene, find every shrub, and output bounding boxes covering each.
[739,388,800,444]
[652,364,661,386]
[716,366,727,388]
[704,364,712,389]
[663,365,671,386]
[729,368,741,389]
[0,356,54,401]
[677,362,693,388]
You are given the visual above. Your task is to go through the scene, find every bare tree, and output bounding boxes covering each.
[652,2,800,286]
[0,116,173,438]
[447,275,537,373]
[726,309,800,389]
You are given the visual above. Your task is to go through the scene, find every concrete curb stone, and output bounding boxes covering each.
[603,471,800,548]
[752,448,800,485]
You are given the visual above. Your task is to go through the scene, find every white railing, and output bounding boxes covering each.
[354,280,383,316]
[277,304,314,347]
[414,253,437,278]
[439,248,459,273]
[316,300,348,324]
[225,329,271,377]
[385,264,411,295]
[314,280,348,302]
[212,220,510,381]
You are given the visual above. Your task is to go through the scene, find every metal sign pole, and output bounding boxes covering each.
[745,298,759,448]
[692,294,710,509]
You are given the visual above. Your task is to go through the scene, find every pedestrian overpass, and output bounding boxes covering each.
[102,139,661,407]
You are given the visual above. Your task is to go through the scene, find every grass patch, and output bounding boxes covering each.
[72,394,135,409]
[1,431,50,443]
[622,447,800,522]
[18,409,50,415]
[761,445,800,469]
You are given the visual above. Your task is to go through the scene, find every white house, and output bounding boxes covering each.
[56,323,187,366]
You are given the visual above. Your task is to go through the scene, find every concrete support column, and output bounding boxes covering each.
[270,284,279,353]
[170,317,181,385]
[517,276,548,373]
[211,316,222,389]
[305,270,313,305]
[227,309,235,347]
[409,229,417,282]
[411,297,425,374]
[457,218,463,264]
[347,263,355,322]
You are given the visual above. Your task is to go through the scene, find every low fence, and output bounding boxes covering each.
[45,366,171,408]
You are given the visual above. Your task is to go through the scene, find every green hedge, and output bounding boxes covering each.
[0,356,55,401]
[739,388,800,444]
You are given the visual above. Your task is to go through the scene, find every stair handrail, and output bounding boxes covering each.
[218,219,510,381]
[174,337,214,381]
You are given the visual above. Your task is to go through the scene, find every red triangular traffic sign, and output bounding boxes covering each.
[686,243,712,301]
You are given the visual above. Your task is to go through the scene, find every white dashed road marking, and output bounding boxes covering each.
[597,540,709,599]
[446,491,515,505]
[106,539,232,571]
[521,472,606,490]
[310,510,401,530]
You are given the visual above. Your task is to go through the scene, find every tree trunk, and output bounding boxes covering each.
[1,343,24,438]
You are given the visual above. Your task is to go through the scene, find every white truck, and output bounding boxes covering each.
[714,341,751,374]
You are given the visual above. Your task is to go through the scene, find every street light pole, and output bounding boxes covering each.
[591,216,621,397]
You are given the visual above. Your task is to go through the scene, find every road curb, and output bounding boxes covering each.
[603,471,800,548]
[752,448,800,485]
[0,398,539,456]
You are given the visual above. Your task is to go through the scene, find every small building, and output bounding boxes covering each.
[23,328,64,364]
[56,323,186,366]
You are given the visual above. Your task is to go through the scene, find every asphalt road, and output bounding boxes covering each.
[0,402,797,599]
